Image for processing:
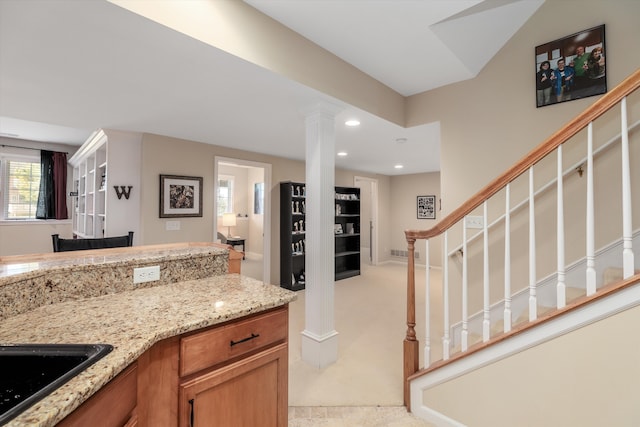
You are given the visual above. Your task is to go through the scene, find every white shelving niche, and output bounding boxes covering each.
[68,129,142,240]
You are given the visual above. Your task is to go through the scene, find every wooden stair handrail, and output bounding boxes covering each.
[405,68,640,242]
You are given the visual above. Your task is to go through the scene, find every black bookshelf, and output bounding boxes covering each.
[334,186,361,280]
[280,181,306,290]
[280,182,362,290]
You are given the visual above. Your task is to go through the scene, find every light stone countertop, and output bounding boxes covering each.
[0,273,297,427]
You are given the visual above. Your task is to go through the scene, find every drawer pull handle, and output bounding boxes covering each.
[230,333,260,347]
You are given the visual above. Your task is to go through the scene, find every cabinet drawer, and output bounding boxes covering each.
[180,306,287,377]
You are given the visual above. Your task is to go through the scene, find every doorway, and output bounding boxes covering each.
[354,176,378,266]
[214,156,272,282]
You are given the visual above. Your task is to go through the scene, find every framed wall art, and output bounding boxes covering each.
[159,174,203,218]
[417,195,436,220]
[535,24,606,108]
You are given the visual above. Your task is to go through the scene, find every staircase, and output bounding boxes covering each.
[403,69,640,426]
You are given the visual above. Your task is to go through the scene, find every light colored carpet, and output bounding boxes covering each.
[287,262,429,407]
[242,255,422,405]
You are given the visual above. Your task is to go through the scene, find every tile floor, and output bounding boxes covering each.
[288,406,434,426]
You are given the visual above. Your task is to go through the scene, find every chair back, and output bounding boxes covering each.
[52,232,134,252]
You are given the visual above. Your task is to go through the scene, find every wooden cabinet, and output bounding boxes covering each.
[280,182,361,289]
[60,306,288,427]
[334,186,361,280]
[178,307,288,427]
[136,305,289,427]
[58,363,138,427]
[179,344,287,427]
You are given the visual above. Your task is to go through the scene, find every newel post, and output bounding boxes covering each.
[404,235,419,410]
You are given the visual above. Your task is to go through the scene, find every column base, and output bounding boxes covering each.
[301,329,339,369]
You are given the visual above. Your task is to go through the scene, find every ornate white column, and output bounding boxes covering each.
[301,101,341,368]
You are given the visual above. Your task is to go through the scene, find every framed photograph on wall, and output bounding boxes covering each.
[159,174,203,218]
[535,24,606,108]
[417,195,436,219]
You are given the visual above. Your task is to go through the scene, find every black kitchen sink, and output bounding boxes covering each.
[0,343,113,425]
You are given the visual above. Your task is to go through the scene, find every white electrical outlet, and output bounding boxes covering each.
[133,265,160,284]
[166,221,180,231]
[465,215,484,229]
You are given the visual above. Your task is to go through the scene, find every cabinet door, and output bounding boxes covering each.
[58,363,137,427]
[179,344,287,427]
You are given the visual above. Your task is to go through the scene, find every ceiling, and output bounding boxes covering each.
[0,0,542,176]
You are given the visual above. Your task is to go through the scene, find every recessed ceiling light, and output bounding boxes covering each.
[394,164,404,169]
[337,151,348,157]
[345,119,360,127]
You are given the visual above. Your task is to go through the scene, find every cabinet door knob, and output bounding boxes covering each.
[230,333,260,347]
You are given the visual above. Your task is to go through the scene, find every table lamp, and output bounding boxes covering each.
[222,213,237,238]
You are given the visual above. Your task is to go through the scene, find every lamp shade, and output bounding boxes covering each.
[222,213,237,227]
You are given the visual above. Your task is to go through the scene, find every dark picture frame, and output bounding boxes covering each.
[417,195,436,220]
[159,174,203,218]
[535,25,606,108]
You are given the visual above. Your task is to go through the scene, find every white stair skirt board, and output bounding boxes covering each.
[301,329,339,369]
[450,229,640,347]
[411,282,640,426]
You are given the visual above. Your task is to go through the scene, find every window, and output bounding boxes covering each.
[217,175,234,216]
[1,156,41,220]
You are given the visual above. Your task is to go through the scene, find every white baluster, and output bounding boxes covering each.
[621,97,634,278]
[443,231,450,360]
[529,167,537,321]
[586,122,597,295]
[424,239,431,367]
[504,184,512,333]
[483,201,490,342]
[557,145,566,308]
[462,219,468,352]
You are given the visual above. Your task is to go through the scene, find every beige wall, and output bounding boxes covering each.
[139,133,396,284]
[422,304,640,426]
[403,0,640,313]
[407,0,640,215]
[389,172,442,266]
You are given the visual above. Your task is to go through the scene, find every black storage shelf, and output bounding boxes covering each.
[280,181,307,290]
[334,186,361,281]
[280,182,361,290]
[336,250,360,257]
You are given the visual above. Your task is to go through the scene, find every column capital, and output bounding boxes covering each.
[301,100,344,120]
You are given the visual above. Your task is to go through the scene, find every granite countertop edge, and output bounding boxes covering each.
[0,274,297,427]
[0,246,228,283]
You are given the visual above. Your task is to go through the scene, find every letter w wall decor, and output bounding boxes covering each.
[114,186,133,200]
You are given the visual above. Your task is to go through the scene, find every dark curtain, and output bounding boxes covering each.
[36,150,68,219]
[53,151,68,219]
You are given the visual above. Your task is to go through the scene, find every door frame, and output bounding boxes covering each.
[354,176,378,266]
[214,156,272,282]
